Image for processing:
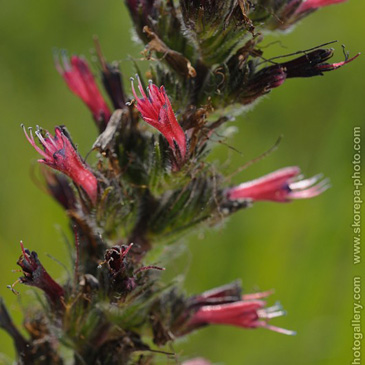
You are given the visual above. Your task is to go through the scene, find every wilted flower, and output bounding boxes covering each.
[103,243,165,294]
[15,242,64,307]
[225,166,329,203]
[23,125,98,204]
[187,291,295,335]
[55,54,112,128]
[131,76,187,167]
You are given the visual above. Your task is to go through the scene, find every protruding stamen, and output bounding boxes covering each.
[264,324,297,336]
[7,280,21,296]
[289,174,322,190]
[121,242,134,260]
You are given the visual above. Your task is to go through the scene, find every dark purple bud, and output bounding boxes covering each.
[103,243,164,294]
[94,39,126,109]
[188,281,242,307]
[241,65,286,104]
[101,62,126,109]
[104,243,134,276]
[280,48,360,78]
[41,167,76,210]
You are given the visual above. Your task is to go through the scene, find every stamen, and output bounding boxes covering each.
[46,132,59,149]
[53,50,64,75]
[242,290,274,300]
[97,260,107,269]
[61,49,71,71]
[7,280,21,296]
[289,174,322,190]
[259,309,286,319]
[121,242,134,259]
[20,241,32,266]
[264,324,296,336]
[35,129,48,148]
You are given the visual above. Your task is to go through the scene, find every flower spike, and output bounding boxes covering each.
[22,125,98,204]
[131,76,187,167]
[225,166,329,203]
[55,53,112,128]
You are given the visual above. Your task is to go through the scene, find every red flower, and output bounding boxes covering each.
[296,0,347,13]
[188,291,295,335]
[131,76,187,165]
[225,166,329,203]
[23,125,98,204]
[55,54,112,127]
[15,242,64,307]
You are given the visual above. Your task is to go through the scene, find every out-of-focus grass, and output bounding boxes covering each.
[0,1,363,363]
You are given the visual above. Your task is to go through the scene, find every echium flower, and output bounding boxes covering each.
[22,125,98,204]
[225,166,329,203]
[185,289,295,335]
[14,242,64,308]
[55,54,112,129]
[131,76,187,167]
[296,0,347,14]
[275,0,348,29]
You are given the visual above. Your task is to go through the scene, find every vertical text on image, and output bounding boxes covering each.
[353,126,361,265]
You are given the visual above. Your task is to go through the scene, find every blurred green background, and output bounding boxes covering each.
[0,0,363,364]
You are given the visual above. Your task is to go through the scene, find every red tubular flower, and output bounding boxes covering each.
[188,291,295,335]
[296,0,347,13]
[23,125,98,204]
[225,166,329,203]
[55,54,112,128]
[131,76,187,166]
[16,242,65,307]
